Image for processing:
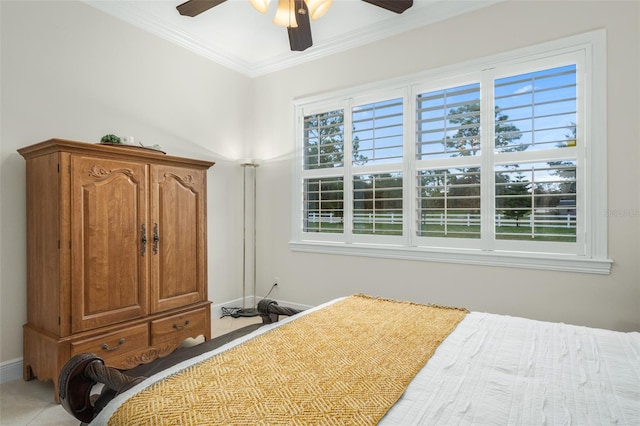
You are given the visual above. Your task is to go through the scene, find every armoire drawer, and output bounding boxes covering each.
[70,324,149,361]
[151,308,208,346]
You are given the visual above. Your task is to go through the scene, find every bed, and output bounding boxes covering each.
[59,294,640,425]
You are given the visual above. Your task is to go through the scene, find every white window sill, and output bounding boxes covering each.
[289,241,613,275]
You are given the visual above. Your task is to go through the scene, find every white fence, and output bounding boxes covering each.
[308,212,576,228]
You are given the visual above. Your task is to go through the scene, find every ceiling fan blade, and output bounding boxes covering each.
[361,0,413,14]
[288,1,313,51]
[176,0,227,17]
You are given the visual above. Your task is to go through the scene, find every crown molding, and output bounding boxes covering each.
[84,0,503,78]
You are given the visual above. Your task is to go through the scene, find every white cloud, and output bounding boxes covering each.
[514,84,533,94]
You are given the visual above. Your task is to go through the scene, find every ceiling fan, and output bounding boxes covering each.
[176,0,413,52]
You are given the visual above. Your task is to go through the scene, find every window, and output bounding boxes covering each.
[292,30,611,274]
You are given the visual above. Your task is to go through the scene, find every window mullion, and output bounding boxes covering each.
[480,69,496,250]
[405,89,416,246]
[344,98,354,242]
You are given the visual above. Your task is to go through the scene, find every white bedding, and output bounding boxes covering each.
[381,312,640,425]
[92,299,640,425]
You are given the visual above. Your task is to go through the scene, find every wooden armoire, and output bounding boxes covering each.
[18,139,214,400]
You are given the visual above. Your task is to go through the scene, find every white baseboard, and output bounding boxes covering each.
[0,357,23,384]
[266,298,312,312]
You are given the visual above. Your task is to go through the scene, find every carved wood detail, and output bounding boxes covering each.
[116,344,179,370]
[88,164,134,179]
[120,348,161,369]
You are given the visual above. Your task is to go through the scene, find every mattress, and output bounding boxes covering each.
[91,298,640,425]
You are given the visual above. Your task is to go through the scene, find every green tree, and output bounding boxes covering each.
[353,173,402,211]
[445,104,524,156]
[444,104,524,216]
[304,110,345,169]
[304,110,368,169]
[547,123,577,202]
[498,172,531,226]
[351,134,368,166]
[444,168,481,212]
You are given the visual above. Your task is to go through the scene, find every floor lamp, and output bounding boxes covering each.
[236,161,259,317]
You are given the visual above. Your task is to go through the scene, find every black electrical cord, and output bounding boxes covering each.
[220,282,278,318]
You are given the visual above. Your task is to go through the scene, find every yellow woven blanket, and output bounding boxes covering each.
[107,295,468,425]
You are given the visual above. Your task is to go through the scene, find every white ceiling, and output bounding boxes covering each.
[84,0,501,77]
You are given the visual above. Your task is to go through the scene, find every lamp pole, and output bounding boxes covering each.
[239,161,259,316]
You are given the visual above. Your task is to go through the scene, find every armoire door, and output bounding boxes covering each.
[70,156,149,333]
[149,164,207,313]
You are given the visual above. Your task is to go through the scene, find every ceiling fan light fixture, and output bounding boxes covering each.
[273,0,298,27]
[177,0,413,53]
[305,0,332,20]
[248,0,270,13]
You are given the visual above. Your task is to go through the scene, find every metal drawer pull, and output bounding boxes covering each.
[153,223,159,255]
[172,320,190,330]
[140,224,146,256]
[101,338,125,351]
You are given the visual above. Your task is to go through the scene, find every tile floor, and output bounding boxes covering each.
[0,315,262,425]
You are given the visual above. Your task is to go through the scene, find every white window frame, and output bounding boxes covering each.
[291,30,611,274]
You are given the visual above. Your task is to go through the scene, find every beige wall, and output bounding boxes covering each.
[1,0,638,371]
[0,0,253,364]
[250,1,640,331]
